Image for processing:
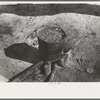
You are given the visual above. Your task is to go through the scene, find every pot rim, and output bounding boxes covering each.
[37,25,66,44]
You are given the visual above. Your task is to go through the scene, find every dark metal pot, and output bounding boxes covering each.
[37,26,66,62]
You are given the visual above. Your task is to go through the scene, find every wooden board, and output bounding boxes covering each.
[9,61,43,82]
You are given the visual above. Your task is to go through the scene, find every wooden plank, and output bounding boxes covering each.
[9,61,43,82]
[64,36,80,53]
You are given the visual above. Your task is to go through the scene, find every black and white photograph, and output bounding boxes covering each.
[0,2,100,82]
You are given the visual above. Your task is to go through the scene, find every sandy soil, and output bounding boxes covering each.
[1,4,100,82]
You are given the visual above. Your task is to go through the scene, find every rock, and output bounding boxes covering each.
[86,68,94,74]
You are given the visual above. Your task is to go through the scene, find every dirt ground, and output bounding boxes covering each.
[1,3,100,82]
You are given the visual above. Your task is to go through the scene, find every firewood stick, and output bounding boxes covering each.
[9,61,43,82]
[48,63,58,82]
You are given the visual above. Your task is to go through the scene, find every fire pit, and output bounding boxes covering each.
[9,25,67,82]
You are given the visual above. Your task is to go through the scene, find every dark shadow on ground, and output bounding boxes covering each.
[0,4,100,16]
[4,43,41,64]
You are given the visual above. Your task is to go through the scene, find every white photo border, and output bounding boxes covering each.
[0,1,100,99]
